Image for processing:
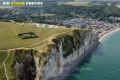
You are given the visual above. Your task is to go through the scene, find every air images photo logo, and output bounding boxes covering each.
[0,1,43,7]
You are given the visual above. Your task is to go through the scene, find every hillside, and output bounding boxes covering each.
[0,28,98,80]
[0,22,69,50]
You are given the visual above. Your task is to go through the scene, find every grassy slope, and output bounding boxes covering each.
[0,50,36,80]
[0,51,7,80]
[0,22,68,49]
[0,29,86,80]
[5,51,17,80]
[0,6,13,9]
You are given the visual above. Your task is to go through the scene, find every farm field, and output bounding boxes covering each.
[0,6,13,9]
[0,21,69,50]
[116,3,120,8]
[58,1,103,6]
[58,2,89,6]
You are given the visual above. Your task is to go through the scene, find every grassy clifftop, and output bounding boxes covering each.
[0,22,68,50]
[35,29,89,58]
[0,28,93,80]
[0,51,17,80]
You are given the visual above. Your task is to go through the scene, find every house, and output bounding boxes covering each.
[66,24,72,28]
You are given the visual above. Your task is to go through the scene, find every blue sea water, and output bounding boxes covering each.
[67,31,120,80]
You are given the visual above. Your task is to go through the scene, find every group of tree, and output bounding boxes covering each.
[1,2,120,23]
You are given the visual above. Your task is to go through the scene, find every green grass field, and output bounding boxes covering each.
[0,51,7,80]
[58,1,104,6]
[0,22,68,50]
[58,2,89,6]
[0,6,13,9]
[5,51,17,80]
[0,51,17,80]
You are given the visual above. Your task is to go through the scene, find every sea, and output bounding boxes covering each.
[67,31,120,80]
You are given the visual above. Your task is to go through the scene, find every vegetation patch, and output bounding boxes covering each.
[58,2,89,6]
[5,51,17,80]
[18,32,39,39]
[51,29,86,58]
[0,51,7,80]
[0,6,13,9]
[0,22,68,49]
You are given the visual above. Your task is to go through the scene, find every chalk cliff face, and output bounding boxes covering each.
[13,49,37,80]
[34,30,99,80]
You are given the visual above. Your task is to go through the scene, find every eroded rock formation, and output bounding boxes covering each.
[12,30,98,80]
[14,49,36,80]
[34,30,99,80]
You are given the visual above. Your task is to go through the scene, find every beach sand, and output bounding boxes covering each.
[99,28,120,42]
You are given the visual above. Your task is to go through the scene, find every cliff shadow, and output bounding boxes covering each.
[65,42,105,80]
[66,75,79,80]
[66,54,93,80]
[91,42,104,56]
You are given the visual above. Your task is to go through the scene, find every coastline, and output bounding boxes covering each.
[54,28,120,80]
[54,42,99,80]
[99,28,120,42]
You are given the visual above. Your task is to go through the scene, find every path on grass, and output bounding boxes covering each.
[0,29,72,79]
[0,29,73,80]
[0,29,73,51]
[23,29,73,48]
[3,50,10,80]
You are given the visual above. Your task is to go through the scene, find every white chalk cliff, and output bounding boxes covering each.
[34,31,99,80]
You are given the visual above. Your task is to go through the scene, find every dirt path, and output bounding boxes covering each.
[23,29,72,48]
[3,50,10,80]
[0,29,72,80]
[0,29,72,52]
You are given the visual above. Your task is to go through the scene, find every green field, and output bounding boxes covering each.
[0,22,68,50]
[58,2,89,6]
[0,6,13,9]
[5,51,17,80]
[58,1,102,6]
[0,51,7,80]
